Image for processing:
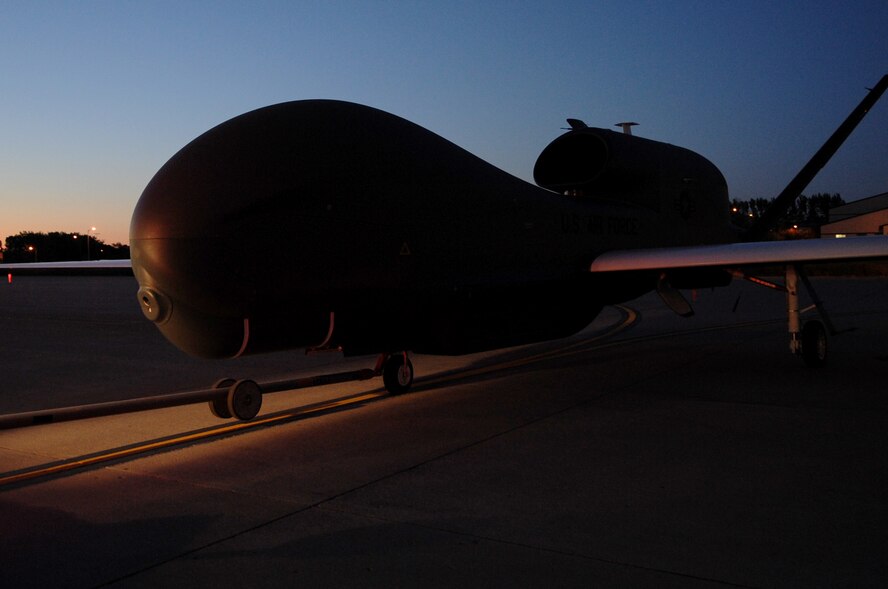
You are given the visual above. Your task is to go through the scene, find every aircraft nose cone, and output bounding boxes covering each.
[129,98,521,357]
[129,100,372,357]
[129,101,323,295]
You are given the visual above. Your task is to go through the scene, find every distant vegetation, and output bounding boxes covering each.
[729,192,844,238]
[0,193,844,262]
[729,193,887,274]
[1,231,130,263]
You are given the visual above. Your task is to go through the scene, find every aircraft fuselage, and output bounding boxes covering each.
[130,100,734,358]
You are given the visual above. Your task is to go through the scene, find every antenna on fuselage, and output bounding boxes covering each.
[615,122,638,135]
[563,118,588,130]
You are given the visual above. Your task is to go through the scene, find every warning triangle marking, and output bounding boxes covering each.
[400,242,412,256]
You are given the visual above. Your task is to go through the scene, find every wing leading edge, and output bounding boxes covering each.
[0,259,133,276]
[589,236,888,273]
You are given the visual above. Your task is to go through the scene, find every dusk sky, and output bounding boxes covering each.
[2,1,886,246]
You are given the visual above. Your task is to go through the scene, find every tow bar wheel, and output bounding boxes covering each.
[227,379,263,420]
[209,378,236,419]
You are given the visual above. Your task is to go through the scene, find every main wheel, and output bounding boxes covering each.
[801,320,827,368]
[383,353,414,394]
[209,378,236,418]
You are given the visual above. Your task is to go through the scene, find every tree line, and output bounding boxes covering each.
[0,193,845,261]
[1,231,130,263]
[729,192,844,237]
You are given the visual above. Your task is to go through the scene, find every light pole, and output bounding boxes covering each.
[27,245,36,262]
[87,226,97,260]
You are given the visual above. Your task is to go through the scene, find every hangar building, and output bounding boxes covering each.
[821,192,888,238]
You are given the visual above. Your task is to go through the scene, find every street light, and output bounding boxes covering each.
[87,226,97,260]
[27,245,36,262]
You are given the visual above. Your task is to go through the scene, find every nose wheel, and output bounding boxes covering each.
[381,352,414,394]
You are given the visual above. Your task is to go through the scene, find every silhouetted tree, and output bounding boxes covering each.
[2,231,130,262]
[730,193,844,237]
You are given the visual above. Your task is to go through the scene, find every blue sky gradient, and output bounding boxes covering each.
[2,1,886,245]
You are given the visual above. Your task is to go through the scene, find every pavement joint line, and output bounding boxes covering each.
[0,306,790,489]
[0,306,818,490]
[98,375,630,586]
[100,310,757,589]
[0,305,634,487]
[417,313,786,392]
[13,303,866,585]
[416,305,637,389]
[313,506,755,588]
[0,391,384,488]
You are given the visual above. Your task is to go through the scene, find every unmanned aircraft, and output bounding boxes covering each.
[7,76,887,422]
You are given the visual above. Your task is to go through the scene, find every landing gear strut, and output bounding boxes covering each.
[786,265,833,368]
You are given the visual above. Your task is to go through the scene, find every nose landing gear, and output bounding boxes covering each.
[377,351,414,394]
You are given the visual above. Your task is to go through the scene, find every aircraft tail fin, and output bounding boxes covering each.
[742,74,888,242]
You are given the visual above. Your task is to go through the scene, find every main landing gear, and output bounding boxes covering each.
[785,265,834,367]
[740,265,836,368]
[799,320,828,367]
[206,351,414,422]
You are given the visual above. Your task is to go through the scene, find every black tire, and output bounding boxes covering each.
[383,354,414,394]
[801,320,828,368]
[227,379,263,421]
[209,378,236,418]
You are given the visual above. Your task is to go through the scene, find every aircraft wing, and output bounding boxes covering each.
[0,259,133,275]
[589,236,888,272]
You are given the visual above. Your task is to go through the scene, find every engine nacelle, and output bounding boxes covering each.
[534,128,730,236]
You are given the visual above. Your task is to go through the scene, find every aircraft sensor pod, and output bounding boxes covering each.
[137,286,172,324]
